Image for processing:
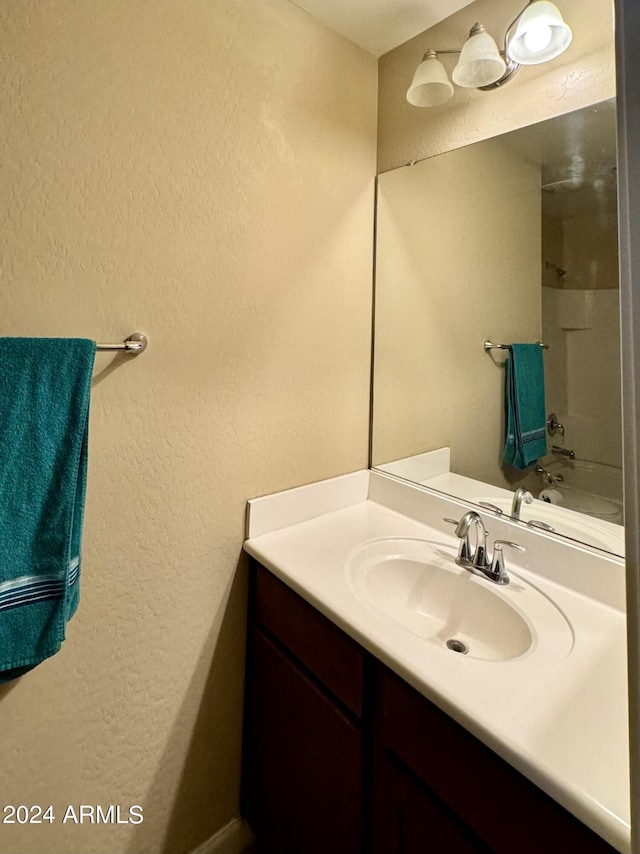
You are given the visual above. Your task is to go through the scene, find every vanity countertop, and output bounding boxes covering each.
[243,470,630,853]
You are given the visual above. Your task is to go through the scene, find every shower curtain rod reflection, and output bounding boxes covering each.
[484,339,549,351]
[97,333,148,354]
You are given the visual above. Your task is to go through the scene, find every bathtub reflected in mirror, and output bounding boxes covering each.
[371,99,623,557]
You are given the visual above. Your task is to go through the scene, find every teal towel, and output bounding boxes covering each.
[0,338,96,682]
[502,344,547,470]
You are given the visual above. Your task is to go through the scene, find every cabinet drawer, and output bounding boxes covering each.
[379,668,616,854]
[253,561,364,718]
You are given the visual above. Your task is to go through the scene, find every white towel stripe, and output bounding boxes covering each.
[0,591,62,611]
[0,558,81,612]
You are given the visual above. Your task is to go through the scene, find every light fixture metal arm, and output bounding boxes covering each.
[477,1,533,90]
[477,56,520,90]
[426,45,520,91]
[428,48,463,56]
[423,6,531,92]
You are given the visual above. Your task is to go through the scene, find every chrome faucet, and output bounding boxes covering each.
[535,464,564,485]
[453,510,488,568]
[511,487,533,520]
[551,444,575,459]
[444,512,525,585]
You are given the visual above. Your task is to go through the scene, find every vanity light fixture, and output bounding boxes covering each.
[406,0,572,108]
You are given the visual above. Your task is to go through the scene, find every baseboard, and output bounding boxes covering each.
[189,817,255,854]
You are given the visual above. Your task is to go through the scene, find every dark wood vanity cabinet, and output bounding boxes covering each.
[374,668,616,854]
[243,562,366,854]
[243,561,617,854]
[374,755,491,854]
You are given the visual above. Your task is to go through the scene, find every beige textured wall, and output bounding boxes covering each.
[543,209,619,291]
[378,0,615,172]
[0,2,376,853]
[562,214,619,290]
[373,137,541,489]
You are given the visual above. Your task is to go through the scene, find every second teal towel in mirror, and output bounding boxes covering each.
[502,343,547,470]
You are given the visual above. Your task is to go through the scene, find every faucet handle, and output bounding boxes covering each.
[494,540,526,552]
[478,501,503,515]
[490,540,525,585]
[527,519,556,533]
[547,412,565,437]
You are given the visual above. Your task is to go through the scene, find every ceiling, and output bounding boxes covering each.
[289,0,476,57]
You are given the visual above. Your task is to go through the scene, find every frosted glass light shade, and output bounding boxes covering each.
[406,52,454,107]
[452,28,507,88]
[508,1,572,65]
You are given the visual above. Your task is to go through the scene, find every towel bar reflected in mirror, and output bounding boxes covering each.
[97,333,148,354]
[483,340,549,351]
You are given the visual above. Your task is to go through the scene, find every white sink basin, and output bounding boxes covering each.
[346,537,573,663]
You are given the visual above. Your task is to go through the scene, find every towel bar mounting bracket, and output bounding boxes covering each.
[97,333,148,354]
[123,332,147,354]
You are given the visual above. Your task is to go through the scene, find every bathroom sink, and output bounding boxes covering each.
[346,537,573,663]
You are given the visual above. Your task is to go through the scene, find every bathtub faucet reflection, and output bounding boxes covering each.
[551,445,575,459]
[535,464,565,485]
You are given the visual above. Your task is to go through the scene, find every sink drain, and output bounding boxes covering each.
[446,638,468,655]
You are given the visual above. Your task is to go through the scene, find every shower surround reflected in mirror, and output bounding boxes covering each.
[371,99,624,557]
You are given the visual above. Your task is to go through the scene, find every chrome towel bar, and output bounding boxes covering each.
[484,339,549,351]
[97,333,148,354]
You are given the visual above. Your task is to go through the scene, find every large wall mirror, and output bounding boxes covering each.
[371,98,623,557]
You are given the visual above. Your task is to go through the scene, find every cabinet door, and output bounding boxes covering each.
[245,628,363,854]
[254,562,364,717]
[377,667,617,854]
[374,756,490,854]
